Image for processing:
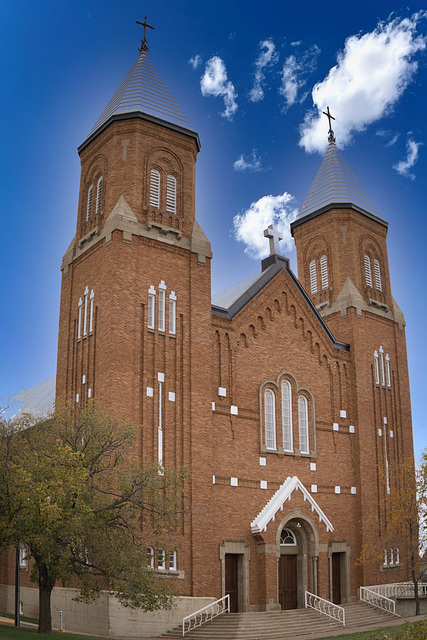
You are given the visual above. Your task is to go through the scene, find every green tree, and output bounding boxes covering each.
[0,405,187,634]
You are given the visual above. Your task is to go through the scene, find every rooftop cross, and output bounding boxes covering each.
[323,106,336,144]
[264,224,283,256]
[136,16,155,53]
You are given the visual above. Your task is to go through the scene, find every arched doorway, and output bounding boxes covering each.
[276,513,319,609]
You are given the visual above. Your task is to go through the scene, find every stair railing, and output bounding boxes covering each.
[182,594,230,636]
[363,582,427,599]
[359,586,398,615]
[305,591,345,626]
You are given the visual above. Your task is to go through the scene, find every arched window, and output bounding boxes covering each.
[150,169,160,208]
[280,528,297,545]
[96,176,103,215]
[146,546,154,569]
[264,389,276,450]
[158,548,165,570]
[86,184,93,221]
[281,380,293,452]
[309,260,317,294]
[374,259,382,291]
[298,396,309,454]
[147,285,156,330]
[320,254,329,289]
[166,174,177,214]
[364,254,372,288]
[169,550,177,571]
[374,350,379,385]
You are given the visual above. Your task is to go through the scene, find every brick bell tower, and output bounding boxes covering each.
[56,24,213,470]
[291,114,414,584]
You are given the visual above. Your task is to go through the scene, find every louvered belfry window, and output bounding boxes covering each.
[364,254,372,287]
[309,260,317,294]
[374,259,382,291]
[86,184,94,221]
[150,169,160,208]
[166,174,177,213]
[320,254,329,289]
[96,176,103,215]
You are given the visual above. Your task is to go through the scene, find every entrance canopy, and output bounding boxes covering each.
[251,476,334,534]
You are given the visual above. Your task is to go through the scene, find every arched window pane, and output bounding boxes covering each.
[364,254,372,288]
[281,380,293,452]
[298,396,309,454]
[320,254,328,289]
[96,176,103,214]
[309,260,317,294]
[150,169,160,208]
[264,389,276,450]
[86,184,93,221]
[374,259,382,291]
[146,546,154,569]
[166,174,176,213]
[280,528,296,545]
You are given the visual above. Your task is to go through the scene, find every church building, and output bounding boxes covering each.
[2,22,415,637]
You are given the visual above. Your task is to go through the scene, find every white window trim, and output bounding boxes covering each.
[298,395,309,454]
[158,549,166,570]
[379,347,385,386]
[158,281,166,332]
[264,389,276,450]
[89,290,94,333]
[148,285,156,330]
[169,549,177,571]
[147,546,154,569]
[83,286,89,336]
[169,291,176,335]
[77,297,83,339]
[374,350,379,385]
[385,354,391,388]
[281,380,293,452]
[280,528,297,546]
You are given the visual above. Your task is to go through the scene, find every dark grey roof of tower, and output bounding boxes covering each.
[80,51,199,151]
[296,141,383,221]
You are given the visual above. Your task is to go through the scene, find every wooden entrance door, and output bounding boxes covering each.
[332,553,341,604]
[279,555,298,609]
[225,554,239,612]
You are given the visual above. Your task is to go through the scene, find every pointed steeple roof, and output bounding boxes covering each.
[296,141,383,223]
[79,51,199,151]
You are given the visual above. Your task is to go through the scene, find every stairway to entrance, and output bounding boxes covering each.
[163,601,399,639]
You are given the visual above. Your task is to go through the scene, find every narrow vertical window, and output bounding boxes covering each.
[383,549,388,566]
[374,350,379,385]
[169,550,177,571]
[281,380,293,452]
[385,354,391,388]
[148,285,156,330]
[374,259,382,291]
[146,547,154,569]
[166,174,176,214]
[379,346,385,386]
[298,395,309,454]
[78,297,83,339]
[83,286,89,336]
[86,184,93,221]
[169,291,177,335]
[264,389,276,450]
[396,548,400,564]
[158,281,166,332]
[389,548,394,565]
[150,169,160,208]
[320,254,329,289]
[96,176,103,215]
[309,260,317,294]
[89,290,94,333]
[364,254,372,287]
[158,549,165,570]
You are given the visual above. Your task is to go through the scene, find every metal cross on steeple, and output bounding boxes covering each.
[264,224,283,256]
[136,16,155,53]
[323,106,336,143]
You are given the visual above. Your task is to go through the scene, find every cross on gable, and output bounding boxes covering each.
[136,16,155,53]
[264,224,283,256]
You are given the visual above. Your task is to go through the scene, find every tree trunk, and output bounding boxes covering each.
[38,563,56,634]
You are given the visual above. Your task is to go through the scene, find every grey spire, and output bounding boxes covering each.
[81,50,196,149]
[297,141,382,220]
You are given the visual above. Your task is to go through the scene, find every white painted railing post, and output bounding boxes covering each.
[304,591,345,626]
[182,594,230,636]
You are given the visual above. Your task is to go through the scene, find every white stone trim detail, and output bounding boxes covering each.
[260,480,267,490]
[231,477,238,487]
[351,487,357,494]
[340,410,346,418]
[311,485,317,493]
[335,486,341,494]
[212,402,215,411]
[158,372,165,382]
[310,462,316,471]
[146,387,154,397]
[259,457,266,466]
[168,392,175,402]
[230,405,238,415]
[349,425,355,433]
[333,423,339,431]
[251,475,334,534]
[218,387,226,397]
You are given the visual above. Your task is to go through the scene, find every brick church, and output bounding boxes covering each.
[3,24,415,636]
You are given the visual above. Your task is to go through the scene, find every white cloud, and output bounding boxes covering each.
[233,149,263,172]
[279,46,320,110]
[249,39,279,102]
[200,56,238,120]
[299,12,427,153]
[233,192,298,259]
[393,136,422,179]
[188,54,202,70]
[376,129,400,147]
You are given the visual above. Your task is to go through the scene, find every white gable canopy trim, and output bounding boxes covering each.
[251,475,334,534]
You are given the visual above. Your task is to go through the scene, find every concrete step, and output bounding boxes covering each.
[163,601,400,640]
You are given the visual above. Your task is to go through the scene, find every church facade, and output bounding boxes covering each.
[1,32,415,636]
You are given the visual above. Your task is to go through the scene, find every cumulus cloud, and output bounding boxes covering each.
[249,39,279,102]
[200,56,238,120]
[233,192,298,259]
[279,45,320,109]
[299,12,427,153]
[188,54,202,69]
[393,136,422,179]
[233,149,263,172]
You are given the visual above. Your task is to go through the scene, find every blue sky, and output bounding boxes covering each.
[1,1,426,457]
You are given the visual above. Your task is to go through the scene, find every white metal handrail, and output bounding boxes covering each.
[182,594,230,636]
[305,591,345,626]
[360,586,398,616]
[364,582,427,599]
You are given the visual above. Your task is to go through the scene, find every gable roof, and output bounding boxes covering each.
[251,475,334,534]
[79,51,200,152]
[211,254,349,352]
